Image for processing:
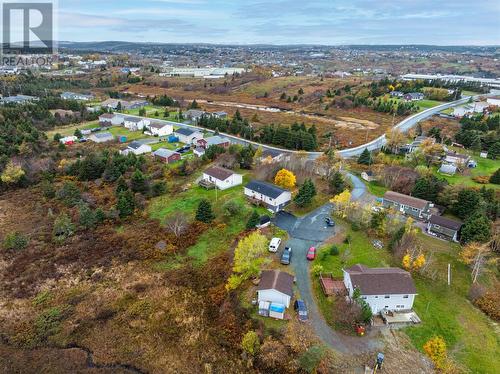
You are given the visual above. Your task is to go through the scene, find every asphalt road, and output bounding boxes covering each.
[123,94,484,159]
[273,175,382,353]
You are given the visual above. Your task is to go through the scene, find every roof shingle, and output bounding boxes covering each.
[346,264,417,295]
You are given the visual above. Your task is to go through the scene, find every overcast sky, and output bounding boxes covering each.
[56,0,500,45]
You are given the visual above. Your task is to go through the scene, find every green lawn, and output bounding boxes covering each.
[364,180,388,197]
[123,106,182,122]
[416,99,443,110]
[46,120,100,138]
[405,234,499,374]
[148,173,268,265]
[433,153,499,189]
[106,126,155,142]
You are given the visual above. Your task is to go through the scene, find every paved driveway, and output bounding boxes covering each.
[273,183,382,353]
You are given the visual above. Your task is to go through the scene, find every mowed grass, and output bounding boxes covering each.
[46,120,100,138]
[433,153,499,189]
[148,173,268,264]
[405,234,499,374]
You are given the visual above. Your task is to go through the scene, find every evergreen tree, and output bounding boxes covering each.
[195,199,215,223]
[74,129,83,138]
[453,189,482,220]
[460,213,491,243]
[357,148,372,165]
[329,172,345,195]
[490,168,500,185]
[78,203,97,229]
[246,210,260,230]
[294,178,316,207]
[116,190,135,218]
[115,176,129,195]
[130,169,148,194]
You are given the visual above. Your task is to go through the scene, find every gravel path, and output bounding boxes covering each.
[273,174,382,353]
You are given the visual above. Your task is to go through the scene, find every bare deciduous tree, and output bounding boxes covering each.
[165,214,189,238]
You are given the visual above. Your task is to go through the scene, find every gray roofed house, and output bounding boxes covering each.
[185,109,206,121]
[124,141,152,155]
[382,191,432,220]
[245,180,288,199]
[244,180,292,212]
[61,91,94,101]
[153,148,181,163]
[427,215,463,242]
[89,132,114,143]
[439,163,457,175]
[0,95,38,105]
[343,264,418,313]
[175,127,197,136]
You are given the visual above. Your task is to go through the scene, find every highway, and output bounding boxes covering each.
[123,94,486,159]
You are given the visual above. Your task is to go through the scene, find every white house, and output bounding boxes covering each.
[148,122,173,137]
[123,141,152,155]
[201,166,243,190]
[343,264,417,314]
[124,116,150,131]
[486,97,500,107]
[174,128,204,144]
[99,113,124,126]
[61,92,94,101]
[244,180,292,213]
[444,151,471,167]
[257,270,294,308]
[88,132,114,143]
[185,109,206,122]
[59,135,78,145]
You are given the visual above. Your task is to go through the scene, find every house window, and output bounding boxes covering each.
[433,225,440,229]
[403,295,409,299]
[374,296,378,298]
[411,207,418,212]
[384,295,390,299]
[361,296,367,300]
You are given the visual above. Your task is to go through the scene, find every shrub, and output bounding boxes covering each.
[53,213,75,242]
[241,330,260,356]
[472,175,490,184]
[151,181,167,196]
[223,199,242,217]
[3,231,29,250]
[298,345,326,373]
[329,245,339,256]
[56,181,81,207]
[423,336,447,370]
[311,264,324,276]
[474,289,500,321]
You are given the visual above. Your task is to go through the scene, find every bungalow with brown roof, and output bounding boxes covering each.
[382,191,432,220]
[343,264,417,313]
[257,270,294,308]
[200,166,242,190]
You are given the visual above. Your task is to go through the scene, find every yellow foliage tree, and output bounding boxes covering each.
[0,161,25,184]
[423,336,447,370]
[274,168,296,190]
[402,254,412,270]
[226,232,270,291]
[412,254,426,270]
[330,190,351,218]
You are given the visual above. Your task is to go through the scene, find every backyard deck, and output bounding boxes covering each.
[319,273,347,296]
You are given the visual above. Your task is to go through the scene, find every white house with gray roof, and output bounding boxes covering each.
[88,132,114,143]
[123,141,152,155]
[244,180,291,212]
[147,122,173,137]
[174,128,203,144]
[124,116,150,131]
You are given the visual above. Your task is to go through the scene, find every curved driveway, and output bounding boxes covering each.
[273,174,382,353]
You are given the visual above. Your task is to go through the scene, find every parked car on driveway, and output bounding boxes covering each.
[280,247,292,265]
[325,217,335,227]
[268,237,282,252]
[306,246,316,260]
[294,299,308,321]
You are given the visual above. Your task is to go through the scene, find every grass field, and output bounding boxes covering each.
[433,153,499,189]
[46,121,100,138]
[312,221,499,373]
[148,173,268,265]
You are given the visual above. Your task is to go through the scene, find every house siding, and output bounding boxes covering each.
[257,289,291,308]
[244,187,292,212]
[427,223,458,241]
[343,270,416,313]
[202,173,242,190]
[382,199,429,219]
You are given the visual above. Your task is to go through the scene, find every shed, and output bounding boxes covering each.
[439,163,457,175]
[269,303,286,320]
[257,270,294,308]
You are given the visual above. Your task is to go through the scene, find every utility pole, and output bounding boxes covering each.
[447,263,451,286]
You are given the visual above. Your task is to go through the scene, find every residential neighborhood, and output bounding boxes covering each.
[0,6,498,373]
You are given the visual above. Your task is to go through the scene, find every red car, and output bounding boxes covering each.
[306,247,316,261]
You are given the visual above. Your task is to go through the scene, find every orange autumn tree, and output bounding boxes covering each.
[274,169,296,190]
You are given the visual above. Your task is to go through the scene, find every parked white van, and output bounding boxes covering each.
[269,237,282,252]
